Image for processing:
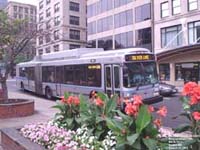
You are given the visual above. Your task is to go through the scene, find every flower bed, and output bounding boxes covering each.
[5,85,199,150]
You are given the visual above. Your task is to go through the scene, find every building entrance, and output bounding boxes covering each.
[181,63,199,83]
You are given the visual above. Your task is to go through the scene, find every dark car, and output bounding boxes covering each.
[159,82,178,96]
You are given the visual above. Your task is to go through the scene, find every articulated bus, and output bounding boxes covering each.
[16,48,162,104]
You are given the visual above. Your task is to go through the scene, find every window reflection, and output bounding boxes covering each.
[123,62,158,88]
[135,3,151,23]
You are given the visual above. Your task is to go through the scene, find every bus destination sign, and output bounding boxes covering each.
[125,54,154,61]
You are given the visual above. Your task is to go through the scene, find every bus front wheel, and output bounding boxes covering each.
[45,87,52,99]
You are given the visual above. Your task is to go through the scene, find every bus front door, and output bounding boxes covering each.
[105,65,121,97]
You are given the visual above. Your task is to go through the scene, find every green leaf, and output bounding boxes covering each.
[143,138,157,150]
[64,92,70,99]
[174,124,191,133]
[66,118,73,126]
[106,118,123,133]
[136,105,151,133]
[105,95,117,115]
[127,133,139,145]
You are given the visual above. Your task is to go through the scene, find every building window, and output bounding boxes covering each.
[159,64,170,81]
[53,44,59,52]
[38,49,43,55]
[88,21,96,35]
[88,40,96,48]
[87,3,97,17]
[98,36,113,50]
[45,47,51,53]
[114,0,132,8]
[54,30,59,40]
[46,0,50,5]
[39,1,43,10]
[188,21,200,44]
[46,8,51,17]
[69,44,81,49]
[161,25,182,48]
[39,24,43,31]
[97,16,113,33]
[13,6,17,11]
[46,20,51,29]
[69,29,80,40]
[70,16,80,25]
[175,63,199,82]
[25,8,28,13]
[39,36,43,45]
[19,7,23,13]
[54,2,60,13]
[115,32,133,49]
[70,2,79,12]
[45,34,51,43]
[39,13,44,22]
[161,2,169,18]
[172,0,181,15]
[30,8,34,14]
[114,9,133,28]
[54,16,60,26]
[135,3,151,23]
[135,28,152,50]
[188,0,198,11]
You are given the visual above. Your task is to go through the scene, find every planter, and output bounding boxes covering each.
[0,99,34,119]
[1,127,45,150]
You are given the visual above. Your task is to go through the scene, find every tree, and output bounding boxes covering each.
[0,11,38,101]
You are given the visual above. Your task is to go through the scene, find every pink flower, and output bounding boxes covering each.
[192,112,200,121]
[157,106,167,117]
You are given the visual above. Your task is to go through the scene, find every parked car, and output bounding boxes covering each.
[159,82,178,96]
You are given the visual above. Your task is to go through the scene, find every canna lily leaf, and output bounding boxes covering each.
[136,105,151,133]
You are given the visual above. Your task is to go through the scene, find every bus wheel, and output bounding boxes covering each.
[45,87,52,99]
[21,82,25,91]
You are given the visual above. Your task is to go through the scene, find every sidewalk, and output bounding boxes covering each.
[0,90,58,150]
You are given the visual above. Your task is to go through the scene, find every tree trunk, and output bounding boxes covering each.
[1,78,8,102]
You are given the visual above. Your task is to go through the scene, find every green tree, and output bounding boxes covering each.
[0,11,38,101]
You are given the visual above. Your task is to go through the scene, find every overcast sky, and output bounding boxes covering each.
[8,0,38,6]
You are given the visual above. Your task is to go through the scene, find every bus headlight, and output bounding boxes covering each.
[154,91,159,96]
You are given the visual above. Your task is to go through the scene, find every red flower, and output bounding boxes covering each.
[192,112,200,121]
[125,102,138,116]
[133,95,143,106]
[153,118,162,128]
[157,106,167,117]
[73,96,80,106]
[148,105,154,113]
[189,96,199,105]
[67,96,74,105]
[182,82,198,96]
[95,97,104,107]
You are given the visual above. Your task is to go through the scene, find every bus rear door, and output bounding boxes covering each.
[105,64,121,97]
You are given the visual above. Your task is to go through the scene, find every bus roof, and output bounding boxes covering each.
[17,47,152,67]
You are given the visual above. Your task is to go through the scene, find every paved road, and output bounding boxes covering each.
[6,79,189,128]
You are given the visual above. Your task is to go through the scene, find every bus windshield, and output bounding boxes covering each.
[123,62,158,88]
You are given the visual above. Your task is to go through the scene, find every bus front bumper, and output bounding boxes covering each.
[143,95,163,104]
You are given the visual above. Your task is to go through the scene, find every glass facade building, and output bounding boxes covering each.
[87,0,152,51]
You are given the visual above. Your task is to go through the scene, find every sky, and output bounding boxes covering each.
[8,0,38,6]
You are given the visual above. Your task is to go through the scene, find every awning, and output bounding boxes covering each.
[156,44,200,61]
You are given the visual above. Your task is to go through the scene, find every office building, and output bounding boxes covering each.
[37,0,87,55]
[87,0,153,51]
[5,1,37,60]
[154,0,200,86]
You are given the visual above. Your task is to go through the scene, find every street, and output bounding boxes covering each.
[7,79,189,129]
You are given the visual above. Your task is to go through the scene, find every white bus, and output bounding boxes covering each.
[16,48,162,104]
